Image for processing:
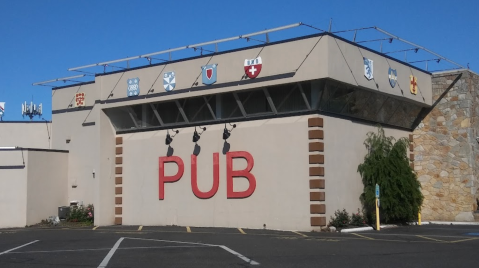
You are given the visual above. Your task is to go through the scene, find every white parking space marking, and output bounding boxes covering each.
[219,245,260,265]
[125,237,260,265]
[98,237,124,268]
[292,231,308,237]
[0,240,39,256]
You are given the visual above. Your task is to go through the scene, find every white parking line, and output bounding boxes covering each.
[8,245,211,255]
[98,237,124,268]
[0,240,39,256]
[125,237,260,265]
[219,245,260,265]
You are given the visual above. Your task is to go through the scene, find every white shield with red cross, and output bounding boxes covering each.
[244,57,262,79]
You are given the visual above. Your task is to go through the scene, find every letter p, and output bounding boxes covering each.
[159,156,184,200]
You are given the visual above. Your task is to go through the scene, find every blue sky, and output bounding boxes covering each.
[1,0,477,121]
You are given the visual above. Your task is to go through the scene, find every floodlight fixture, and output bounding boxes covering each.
[192,126,206,143]
[223,123,236,140]
[165,129,179,145]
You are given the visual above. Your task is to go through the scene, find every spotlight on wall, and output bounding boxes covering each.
[223,123,236,140]
[192,126,206,143]
[165,129,179,145]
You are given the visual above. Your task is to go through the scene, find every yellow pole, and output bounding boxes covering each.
[418,211,421,225]
[376,198,380,231]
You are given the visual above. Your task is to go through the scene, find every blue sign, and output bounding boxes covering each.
[388,68,397,88]
[375,184,380,198]
[127,78,140,97]
[363,57,373,80]
[202,64,217,85]
[163,72,176,92]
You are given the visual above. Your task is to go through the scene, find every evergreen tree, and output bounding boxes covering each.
[358,126,423,223]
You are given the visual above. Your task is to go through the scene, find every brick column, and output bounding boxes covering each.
[308,117,326,227]
[115,136,123,225]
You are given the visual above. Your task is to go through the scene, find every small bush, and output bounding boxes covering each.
[67,204,94,223]
[329,209,350,228]
[350,209,367,226]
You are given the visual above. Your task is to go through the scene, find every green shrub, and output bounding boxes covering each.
[350,209,367,226]
[358,126,423,223]
[67,204,94,223]
[329,209,350,228]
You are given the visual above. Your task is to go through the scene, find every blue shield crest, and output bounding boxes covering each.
[363,57,373,80]
[163,72,176,92]
[388,68,397,88]
[127,78,140,97]
[202,64,217,85]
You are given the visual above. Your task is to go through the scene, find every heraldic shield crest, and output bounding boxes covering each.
[202,64,217,85]
[244,56,262,79]
[388,68,397,88]
[163,71,176,92]
[363,57,374,80]
[75,92,86,107]
[127,78,140,97]
[410,75,418,95]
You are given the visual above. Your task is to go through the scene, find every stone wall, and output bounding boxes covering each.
[413,70,479,221]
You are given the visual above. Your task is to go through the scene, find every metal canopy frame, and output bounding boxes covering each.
[32,74,86,86]
[67,23,302,72]
[33,21,468,87]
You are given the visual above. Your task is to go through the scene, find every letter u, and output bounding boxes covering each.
[191,153,219,199]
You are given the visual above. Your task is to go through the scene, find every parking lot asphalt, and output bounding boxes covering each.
[1,224,478,267]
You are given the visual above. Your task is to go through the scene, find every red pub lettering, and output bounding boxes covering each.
[158,151,256,200]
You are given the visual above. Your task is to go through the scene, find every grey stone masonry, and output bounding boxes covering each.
[413,69,479,221]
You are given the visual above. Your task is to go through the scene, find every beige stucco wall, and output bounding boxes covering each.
[96,35,328,108]
[0,150,27,228]
[51,81,100,208]
[0,149,68,228]
[26,150,69,225]
[94,111,116,226]
[119,115,310,230]
[52,110,98,205]
[51,82,98,111]
[89,35,431,111]
[0,122,51,149]
[323,116,411,219]
[328,37,432,106]
[43,32,429,229]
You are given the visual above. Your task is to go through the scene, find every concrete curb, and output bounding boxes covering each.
[428,221,479,226]
[409,221,479,226]
[340,221,479,233]
[340,227,373,233]
[340,224,398,233]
